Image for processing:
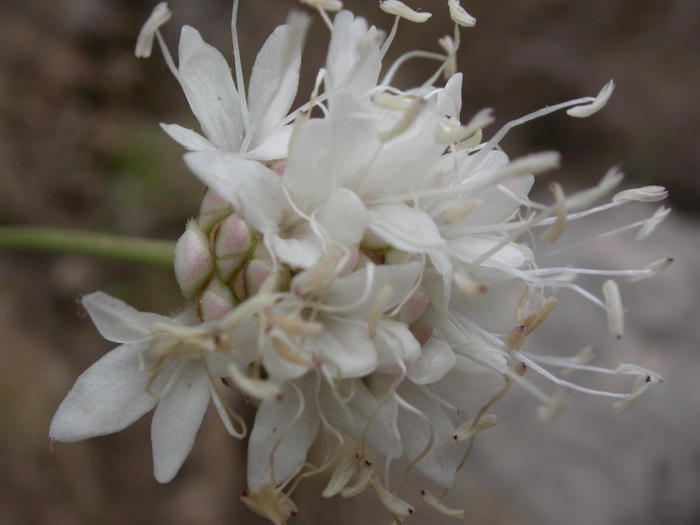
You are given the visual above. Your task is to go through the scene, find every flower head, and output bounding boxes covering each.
[51,2,672,523]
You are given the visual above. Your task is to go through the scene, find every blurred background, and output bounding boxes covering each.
[1,0,698,523]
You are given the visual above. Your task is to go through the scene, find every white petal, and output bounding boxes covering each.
[50,342,158,442]
[247,377,320,491]
[284,94,380,205]
[327,11,382,95]
[449,277,528,333]
[245,126,293,161]
[325,261,423,314]
[184,151,282,233]
[397,382,465,488]
[408,338,456,385]
[448,234,533,269]
[82,291,167,343]
[436,73,463,120]
[430,353,507,409]
[315,188,369,246]
[151,363,211,482]
[369,203,445,253]
[319,379,402,458]
[268,234,322,269]
[457,175,534,227]
[160,123,216,151]
[247,16,309,147]
[362,136,441,197]
[312,318,377,378]
[178,26,243,152]
[373,319,421,374]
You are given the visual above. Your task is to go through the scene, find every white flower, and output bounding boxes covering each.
[50,291,260,482]
[52,2,672,523]
[139,3,310,161]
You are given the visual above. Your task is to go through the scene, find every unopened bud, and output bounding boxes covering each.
[198,189,233,233]
[214,214,254,279]
[199,278,236,322]
[174,220,214,299]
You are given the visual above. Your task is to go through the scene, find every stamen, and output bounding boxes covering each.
[231,0,251,132]
[627,257,673,283]
[541,183,567,242]
[339,458,374,498]
[602,279,624,339]
[370,477,415,518]
[227,363,282,401]
[636,206,671,241]
[567,80,615,118]
[437,35,457,79]
[613,364,663,413]
[453,414,497,442]
[241,484,298,525]
[322,454,356,497]
[421,490,465,518]
[447,0,476,27]
[135,2,172,58]
[380,1,432,23]
[613,185,669,203]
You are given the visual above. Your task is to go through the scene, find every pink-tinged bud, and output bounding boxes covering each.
[174,220,214,299]
[198,189,232,233]
[399,290,429,325]
[245,258,274,299]
[199,278,237,321]
[214,214,254,279]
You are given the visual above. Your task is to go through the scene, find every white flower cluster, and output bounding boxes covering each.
[51,1,671,523]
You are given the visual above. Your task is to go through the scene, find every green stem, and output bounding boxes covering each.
[0,226,175,267]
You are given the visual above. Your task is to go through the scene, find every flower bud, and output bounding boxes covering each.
[214,214,254,279]
[199,278,237,322]
[174,220,214,299]
[198,189,233,233]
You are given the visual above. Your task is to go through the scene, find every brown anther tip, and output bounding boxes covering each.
[408,508,415,514]
[420,489,426,496]
[616,334,622,340]
[291,511,298,517]
[645,375,652,382]
[241,490,250,497]
[452,434,458,441]
[364,459,373,466]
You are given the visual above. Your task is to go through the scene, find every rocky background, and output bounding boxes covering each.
[1,0,698,523]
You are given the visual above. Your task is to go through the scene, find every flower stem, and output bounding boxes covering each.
[0,226,175,267]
